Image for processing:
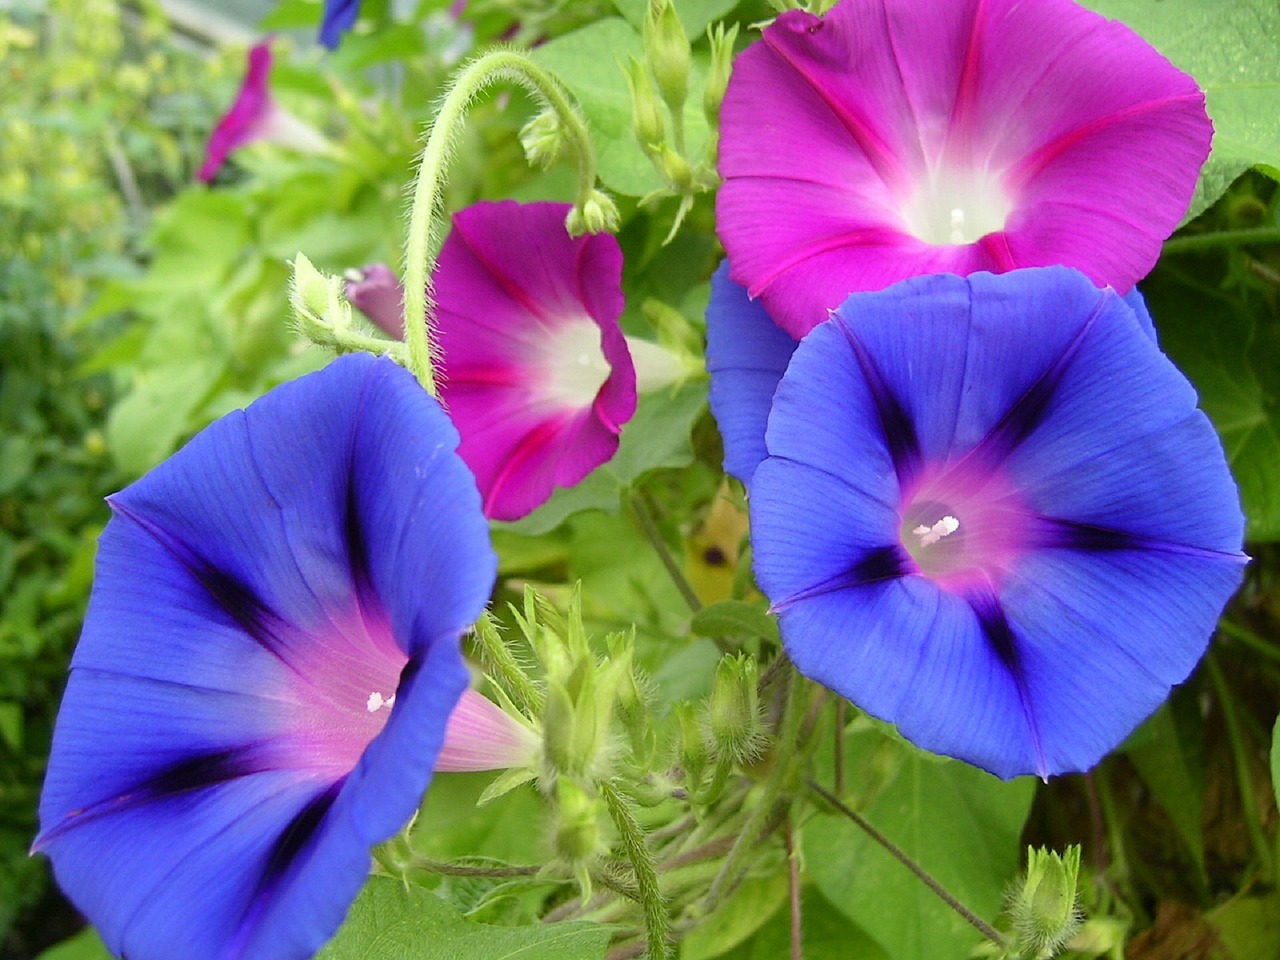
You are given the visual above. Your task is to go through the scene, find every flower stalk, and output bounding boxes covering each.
[402,47,612,392]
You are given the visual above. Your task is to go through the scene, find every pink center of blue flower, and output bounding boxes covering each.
[898,461,1029,594]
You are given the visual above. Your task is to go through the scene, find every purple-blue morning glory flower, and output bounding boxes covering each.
[319,0,361,49]
[33,354,496,960]
[705,261,1158,489]
[720,267,1246,779]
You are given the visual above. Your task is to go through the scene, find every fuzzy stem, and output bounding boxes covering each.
[402,47,600,393]
[472,613,544,718]
[601,779,671,960]
[701,670,808,912]
[806,778,1009,950]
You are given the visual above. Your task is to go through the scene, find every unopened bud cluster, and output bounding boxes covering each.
[626,0,738,239]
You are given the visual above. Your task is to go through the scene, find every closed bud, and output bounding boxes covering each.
[703,22,739,128]
[675,702,707,789]
[643,0,689,117]
[707,654,766,764]
[554,778,606,892]
[290,252,351,340]
[656,145,694,192]
[519,109,566,169]
[623,56,666,153]
[565,189,620,236]
[1008,845,1083,959]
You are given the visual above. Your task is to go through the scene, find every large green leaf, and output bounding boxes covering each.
[33,928,111,960]
[805,731,1035,960]
[1141,266,1280,541]
[736,887,890,960]
[318,876,611,960]
[1081,0,1280,220]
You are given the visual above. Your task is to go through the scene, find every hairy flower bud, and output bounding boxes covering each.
[623,56,666,154]
[703,21,738,128]
[519,109,566,169]
[1008,845,1083,959]
[707,653,767,764]
[565,189,620,236]
[642,0,689,117]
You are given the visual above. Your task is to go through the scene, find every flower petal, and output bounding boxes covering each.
[749,267,1245,778]
[435,200,636,520]
[705,263,798,486]
[319,0,361,49]
[37,354,495,960]
[199,43,273,183]
[717,0,1211,337]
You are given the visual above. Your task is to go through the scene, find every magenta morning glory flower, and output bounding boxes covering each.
[431,200,638,522]
[199,42,328,183]
[717,0,1213,338]
[34,354,496,960]
[736,267,1246,779]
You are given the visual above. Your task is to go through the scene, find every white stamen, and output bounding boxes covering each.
[913,515,960,547]
[366,692,397,712]
[948,208,966,245]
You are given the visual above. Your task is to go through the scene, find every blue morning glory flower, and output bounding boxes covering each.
[34,354,496,960]
[319,0,361,49]
[705,262,1158,490]
[716,266,1246,779]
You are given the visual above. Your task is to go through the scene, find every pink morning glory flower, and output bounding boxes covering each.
[34,355,497,960]
[717,0,1213,338]
[199,42,329,183]
[369,200,638,522]
[737,268,1246,779]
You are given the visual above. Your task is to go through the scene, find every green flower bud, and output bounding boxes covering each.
[519,109,566,169]
[290,253,353,344]
[675,701,707,790]
[1008,845,1083,960]
[623,56,666,154]
[707,653,767,764]
[703,21,739,128]
[643,0,690,117]
[554,778,607,899]
[655,145,694,192]
[565,189,620,236]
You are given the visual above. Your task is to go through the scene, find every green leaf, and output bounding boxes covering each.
[680,870,788,960]
[532,20,712,197]
[1125,701,1208,889]
[1080,0,1280,219]
[608,0,740,37]
[318,875,611,960]
[805,731,1035,960]
[736,887,890,960]
[106,358,225,476]
[33,927,111,960]
[498,378,708,535]
[689,599,779,646]
[1141,266,1280,541]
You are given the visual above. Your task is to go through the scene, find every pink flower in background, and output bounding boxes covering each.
[433,201,637,521]
[199,42,329,183]
[346,264,405,339]
[716,0,1213,338]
